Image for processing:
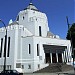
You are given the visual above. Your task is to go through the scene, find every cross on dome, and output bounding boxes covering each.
[24,0,39,11]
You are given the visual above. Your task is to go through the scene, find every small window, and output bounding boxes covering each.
[16,15,19,21]
[7,37,10,57]
[16,63,21,68]
[0,65,3,70]
[0,38,3,57]
[28,44,31,54]
[0,65,1,70]
[38,64,40,69]
[4,35,7,57]
[30,17,33,21]
[37,44,39,56]
[23,16,24,20]
[21,65,24,69]
[39,26,42,36]
[7,65,9,70]
[36,18,37,21]
[28,65,31,69]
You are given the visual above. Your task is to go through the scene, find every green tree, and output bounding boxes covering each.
[66,23,75,48]
[66,23,75,58]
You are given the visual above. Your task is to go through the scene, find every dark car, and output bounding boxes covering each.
[0,70,23,75]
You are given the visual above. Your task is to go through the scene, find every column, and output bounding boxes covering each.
[70,46,72,62]
[50,53,52,63]
[68,46,71,62]
[67,49,69,62]
[64,51,66,63]
[56,53,58,63]
[65,48,68,63]
[62,52,64,63]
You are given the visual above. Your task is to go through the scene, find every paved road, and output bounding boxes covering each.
[23,73,75,75]
[23,73,62,75]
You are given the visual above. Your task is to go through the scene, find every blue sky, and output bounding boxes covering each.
[0,0,74,39]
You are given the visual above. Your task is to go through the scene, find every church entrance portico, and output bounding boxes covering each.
[43,45,67,63]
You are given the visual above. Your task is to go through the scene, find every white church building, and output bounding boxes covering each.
[0,3,72,73]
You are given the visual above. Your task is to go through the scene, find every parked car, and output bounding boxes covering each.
[0,70,23,75]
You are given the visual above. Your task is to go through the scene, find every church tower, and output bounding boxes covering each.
[16,2,49,37]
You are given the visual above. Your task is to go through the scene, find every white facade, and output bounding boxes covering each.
[0,3,72,73]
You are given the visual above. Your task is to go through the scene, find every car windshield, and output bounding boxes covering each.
[12,70,18,73]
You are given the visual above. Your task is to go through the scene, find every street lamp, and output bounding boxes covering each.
[0,19,7,73]
[66,16,75,73]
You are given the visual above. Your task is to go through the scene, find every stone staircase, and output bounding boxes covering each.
[61,63,74,71]
[34,63,74,73]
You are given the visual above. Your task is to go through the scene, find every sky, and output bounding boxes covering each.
[0,0,74,39]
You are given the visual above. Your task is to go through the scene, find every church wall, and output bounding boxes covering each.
[0,27,18,70]
[22,37,34,59]
[33,40,46,71]
[21,37,34,73]
[16,29,22,59]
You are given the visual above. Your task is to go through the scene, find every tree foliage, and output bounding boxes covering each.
[66,23,75,48]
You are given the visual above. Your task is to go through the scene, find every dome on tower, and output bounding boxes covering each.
[24,3,39,11]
